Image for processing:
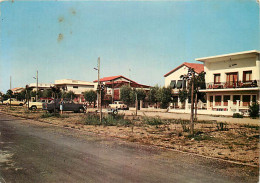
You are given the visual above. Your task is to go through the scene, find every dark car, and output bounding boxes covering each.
[42,99,85,113]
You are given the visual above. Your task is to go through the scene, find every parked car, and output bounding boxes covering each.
[25,99,51,110]
[42,99,85,113]
[109,101,128,110]
[3,98,24,106]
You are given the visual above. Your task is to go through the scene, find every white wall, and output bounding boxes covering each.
[204,56,258,84]
[165,65,189,87]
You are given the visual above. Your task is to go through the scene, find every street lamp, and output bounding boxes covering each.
[33,70,38,101]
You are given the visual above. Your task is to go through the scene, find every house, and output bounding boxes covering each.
[164,62,204,108]
[196,50,260,115]
[93,75,150,103]
[54,79,98,103]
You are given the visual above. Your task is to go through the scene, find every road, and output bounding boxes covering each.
[0,113,258,183]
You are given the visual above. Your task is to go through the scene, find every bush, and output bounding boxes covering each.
[249,102,259,118]
[142,117,164,125]
[233,113,243,118]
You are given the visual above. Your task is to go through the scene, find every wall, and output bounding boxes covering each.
[204,56,258,84]
[165,65,189,87]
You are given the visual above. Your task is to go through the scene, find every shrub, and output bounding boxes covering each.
[233,113,243,118]
[249,102,259,118]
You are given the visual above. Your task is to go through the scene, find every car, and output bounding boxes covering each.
[3,98,24,106]
[109,101,128,110]
[42,99,85,113]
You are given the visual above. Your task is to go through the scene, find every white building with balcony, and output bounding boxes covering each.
[196,50,260,115]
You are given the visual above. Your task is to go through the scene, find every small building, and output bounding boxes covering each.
[196,50,260,115]
[164,62,204,108]
[54,79,97,103]
[94,75,150,103]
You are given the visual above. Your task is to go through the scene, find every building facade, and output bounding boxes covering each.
[196,50,260,115]
[94,75,150,103]
[164,62,204,108]
[55,79,97,103]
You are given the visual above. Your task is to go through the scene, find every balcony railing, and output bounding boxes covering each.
[206,80,259,89]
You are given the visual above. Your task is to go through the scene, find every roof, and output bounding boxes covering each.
[93,75,136,83]
[164,62,204,77]
[196,50,260,62]
[11,87,24,92]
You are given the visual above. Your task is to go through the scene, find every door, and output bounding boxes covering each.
[226,72,238,88]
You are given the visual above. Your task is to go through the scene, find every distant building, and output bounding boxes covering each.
[54,79,97,103]
[164,62,204,108]
[94,75,150,103]
[28,83,52,91]
[11,87,24,93]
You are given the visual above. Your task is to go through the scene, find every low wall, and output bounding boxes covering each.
[168,108,233,116]
[129,107,167,113]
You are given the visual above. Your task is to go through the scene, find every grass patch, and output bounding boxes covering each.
[84,113,131,126]
[40,113,69,118]
[242,124,259,130]
[142,116,164,126]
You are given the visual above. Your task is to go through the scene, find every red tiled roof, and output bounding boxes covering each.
[93,75,136,83]
[164,62,204,77]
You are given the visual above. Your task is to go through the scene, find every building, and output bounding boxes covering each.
[54,79,98,103]
[11,87,24,93]
[196,50,260,115]
[94,75,150,103]
[164,62,204,108]
[29,83,52,91]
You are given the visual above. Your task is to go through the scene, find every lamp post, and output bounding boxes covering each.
[33,70,38,101]
[94,57,102,123]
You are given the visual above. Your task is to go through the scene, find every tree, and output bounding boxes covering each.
[64,91,76,100]
[84,90,97,107]
[148,86,158,105]
[249,102,259,118]
[160,87,172,109]
[178,89,188,108]
[120,85,132,105]
[6,89,13,98]
[42,89,53,98]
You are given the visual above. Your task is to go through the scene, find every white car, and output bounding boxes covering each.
[109,101,128,110]
[3,98,24,106]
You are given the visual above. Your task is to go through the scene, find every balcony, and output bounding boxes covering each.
[206,80,259,90]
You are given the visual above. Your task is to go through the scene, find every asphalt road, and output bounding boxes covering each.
[0,113,258,183]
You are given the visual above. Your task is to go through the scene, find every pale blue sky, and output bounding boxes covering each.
[0,0,259,93]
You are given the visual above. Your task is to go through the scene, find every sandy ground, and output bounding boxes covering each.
[1,105,259,166]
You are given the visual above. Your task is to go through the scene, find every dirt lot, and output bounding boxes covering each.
[1,105,259,166]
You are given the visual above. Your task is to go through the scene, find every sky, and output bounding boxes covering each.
[0,0,259,93]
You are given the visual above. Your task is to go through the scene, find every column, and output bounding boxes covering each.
[213,95,216,107]
[206,94,210,109]
[236,100,240,113]
[221,95,224,106]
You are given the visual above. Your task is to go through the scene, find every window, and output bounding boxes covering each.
[214,74,221,84]
[252,95,257,103]
[73,86,78,89]
[226,72,238,87]
[223,95,230,106]
[176,80,183,89]
[215,96,221,106]
[242,95,250,106]
[243,71,252,82]
[210,96,213,107]
[233,95,240,104]
[170,80,176,88]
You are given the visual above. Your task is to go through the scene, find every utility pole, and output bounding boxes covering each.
[135,91,138,116]
[97,57,102,123]
[190,72,195,135]
[36,70,38,101]
[9,76,12,107]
